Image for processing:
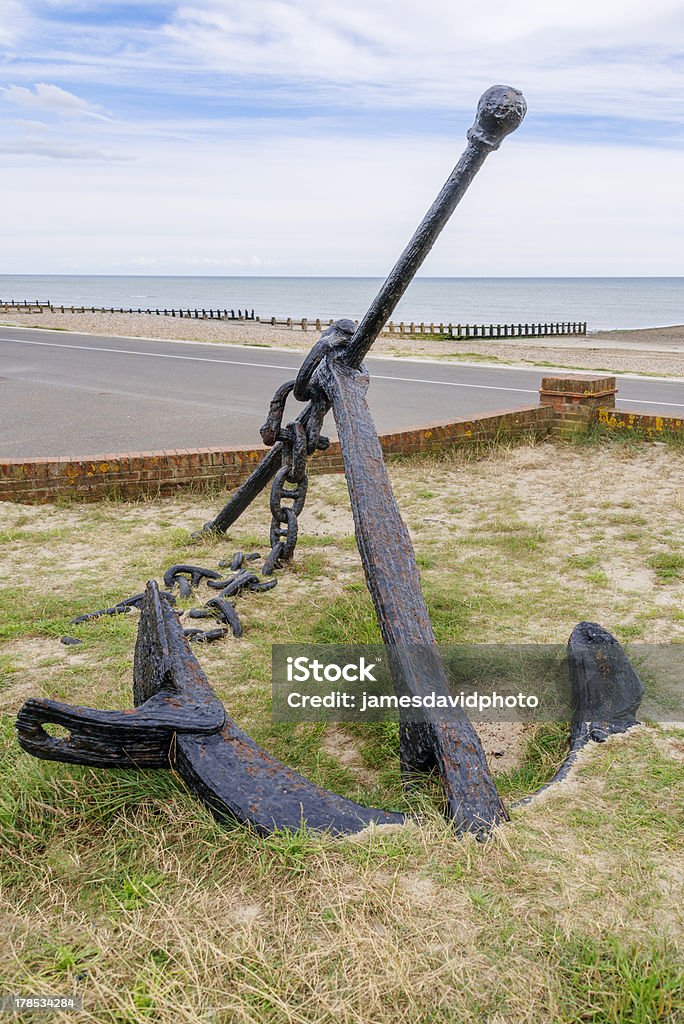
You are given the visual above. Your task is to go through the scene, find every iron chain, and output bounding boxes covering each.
[258,324,353,574]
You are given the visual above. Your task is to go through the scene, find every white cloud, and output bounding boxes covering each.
[1,83,107,118]
[0,136,129,160]
[0,132,681,275]
[164,0,684,124]
[0,0,30,46]
[0,2,681,276]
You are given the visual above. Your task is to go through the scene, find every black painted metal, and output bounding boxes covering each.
[70,589,176,623]
[205,597,243,637]
[515,623,643,805]
[314,353,508,834]
[163,565,222,588]
[16,586,644,833]
[16,581,404,835]
[17,582,225,768]
[567,621,644,745]
[180,84,528,835]
[344,86,526,369]
[16,85,643,838]
[202,85,526,537]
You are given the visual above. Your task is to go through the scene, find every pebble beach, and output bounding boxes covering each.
[2,311,684,376]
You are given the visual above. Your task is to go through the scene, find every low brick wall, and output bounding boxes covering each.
[0,405,551,504]
[3,373,680,505]
[539,374,617,439]
[596,407,684,438]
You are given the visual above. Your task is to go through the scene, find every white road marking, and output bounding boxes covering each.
[0,336,538,394]
[1,335,297,373]
[614,399,684,409]
[372,373,535,393]
[4,322,684,382]
[2,334,683,406]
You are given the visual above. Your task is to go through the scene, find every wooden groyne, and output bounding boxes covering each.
[0,300,587,339]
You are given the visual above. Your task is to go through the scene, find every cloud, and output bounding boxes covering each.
[164,0,684,124]
[0,2,681,276]
[1,83,108,118]
[0,131,681,275]
[0,0,30,46]
[0,136,129,160]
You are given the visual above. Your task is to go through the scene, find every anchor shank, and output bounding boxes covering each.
[315,354,508,835]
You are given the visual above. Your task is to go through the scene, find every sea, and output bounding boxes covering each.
[0,276,682,332]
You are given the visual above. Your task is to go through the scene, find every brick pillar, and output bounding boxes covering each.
[539,375,617,437]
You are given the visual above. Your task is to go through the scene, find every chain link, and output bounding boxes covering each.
[262,418,312,574]
[258,323,354,575]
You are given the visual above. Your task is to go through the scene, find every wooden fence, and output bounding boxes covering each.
[256,318,587,338]
[0,300,52,312]
[0,301,257,320]
[0,300,587,339]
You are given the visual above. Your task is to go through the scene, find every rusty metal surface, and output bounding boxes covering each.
[201,86,526,538]
[567,621,644,745]
[15,86,548,838]
[17,582,225,768]
[175,721,403,837]
[314,354,508,834]
[16,581,403,835]
[515,623,643,806]
[179,85,530,836]
[343,86,526,369]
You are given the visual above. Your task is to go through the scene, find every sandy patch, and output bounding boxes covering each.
[0,636,90,710]
[320,726,380,787]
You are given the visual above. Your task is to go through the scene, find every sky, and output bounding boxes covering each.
[0,0,682,276]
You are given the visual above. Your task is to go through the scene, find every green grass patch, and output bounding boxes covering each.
[649,552,684,583]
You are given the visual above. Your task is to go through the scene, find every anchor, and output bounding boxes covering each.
[15,86,643,837]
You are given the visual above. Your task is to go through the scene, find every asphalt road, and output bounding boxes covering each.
[1,326,683,459]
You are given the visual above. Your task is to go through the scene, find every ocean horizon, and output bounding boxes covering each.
[1,275,682,332]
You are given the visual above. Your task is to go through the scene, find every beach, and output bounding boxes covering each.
[2,310,684,375]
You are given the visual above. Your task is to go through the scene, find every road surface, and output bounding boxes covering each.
[1,326,682,459]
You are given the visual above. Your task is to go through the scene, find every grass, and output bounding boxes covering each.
[1,438,683,1022]
[650,553,684,583]
[574,422,684,452]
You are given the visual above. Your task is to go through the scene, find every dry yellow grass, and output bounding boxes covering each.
[1,436,683,1022]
